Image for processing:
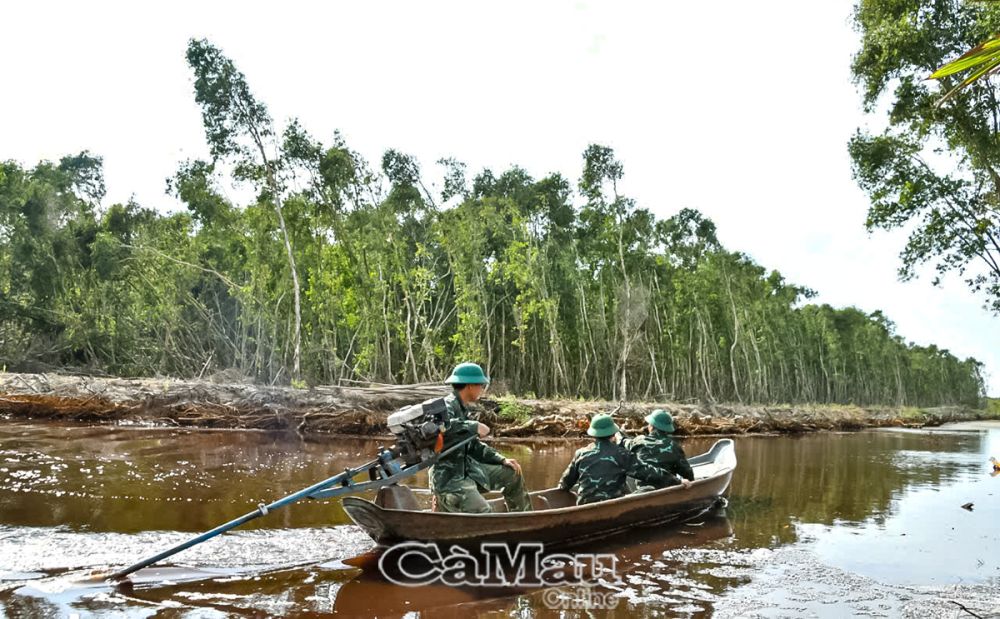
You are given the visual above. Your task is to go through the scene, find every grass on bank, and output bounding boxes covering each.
[497,396,533,423]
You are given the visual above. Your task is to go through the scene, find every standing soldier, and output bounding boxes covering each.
[625,408,694,490]
[558,413,666,505]
[430,362,532,513]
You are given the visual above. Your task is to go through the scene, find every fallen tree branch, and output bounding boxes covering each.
[949,600,985,618]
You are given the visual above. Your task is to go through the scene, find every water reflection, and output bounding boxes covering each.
[330,513,736,618]
[726,430,989,548]
[1,422,999,616]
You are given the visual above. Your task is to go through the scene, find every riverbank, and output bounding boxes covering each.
[0,372,995,438]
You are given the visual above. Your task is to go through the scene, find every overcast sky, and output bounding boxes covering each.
[3,0,998,395]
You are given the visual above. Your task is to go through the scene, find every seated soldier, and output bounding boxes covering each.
[429,362,532,514]
[625,408,694,490]
[558,413,665,505]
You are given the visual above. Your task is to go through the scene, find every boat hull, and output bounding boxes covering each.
[342,438,736,548]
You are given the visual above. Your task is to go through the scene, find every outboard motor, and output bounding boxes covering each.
[387,397,449,465]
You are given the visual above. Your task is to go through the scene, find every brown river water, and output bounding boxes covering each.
[0,421,998,617]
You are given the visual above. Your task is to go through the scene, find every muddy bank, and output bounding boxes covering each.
[0,372,992,438]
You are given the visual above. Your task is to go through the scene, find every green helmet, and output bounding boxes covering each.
[444,362,490,385]
[587,413,620,438]
[645,408,675,433]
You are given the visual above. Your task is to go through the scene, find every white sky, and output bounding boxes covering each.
[2,0,998,395]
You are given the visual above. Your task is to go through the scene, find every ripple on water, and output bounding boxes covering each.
[0,524,374,573]
[2,423,1000,617]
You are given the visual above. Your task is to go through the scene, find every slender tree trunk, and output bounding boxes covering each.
[272,199,302,380]
[250,125,302,382]
[724,271,742,403]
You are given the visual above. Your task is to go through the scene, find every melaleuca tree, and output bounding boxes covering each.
[185,38,305,380]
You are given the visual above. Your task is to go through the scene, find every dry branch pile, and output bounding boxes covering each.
[0,373,989,438]
[0,373,448,435]
[484,399,980,438]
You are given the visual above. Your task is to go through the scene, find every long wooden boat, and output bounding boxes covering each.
[341,438,736,548]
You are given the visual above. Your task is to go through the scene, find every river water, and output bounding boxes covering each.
[0,421,998,617]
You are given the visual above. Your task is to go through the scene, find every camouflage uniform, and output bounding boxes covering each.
[625,430,694,490]
[429,393,531,513]
[557,438,666,505]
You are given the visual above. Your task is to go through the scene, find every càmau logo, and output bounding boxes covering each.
[378,542,620,588]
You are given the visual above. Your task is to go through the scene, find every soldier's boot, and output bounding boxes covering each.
[481,461,532,512]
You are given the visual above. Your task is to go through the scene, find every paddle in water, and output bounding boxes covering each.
[78,398,472,583]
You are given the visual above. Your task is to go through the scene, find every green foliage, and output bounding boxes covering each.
[185,38,305,379]
[898,406,924,420]
[851,0,1000,312]
[0,38,986,408]
[930,34,1000,105]
[185,39,274,165]
[497,397,532,423]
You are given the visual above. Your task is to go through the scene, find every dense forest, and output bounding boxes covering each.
[0,40,985,407]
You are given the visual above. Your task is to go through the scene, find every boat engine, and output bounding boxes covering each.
[387,398,449,465]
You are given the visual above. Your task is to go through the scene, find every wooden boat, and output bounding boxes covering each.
[341,438,736,548]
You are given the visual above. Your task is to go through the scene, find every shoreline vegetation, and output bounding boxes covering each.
[0,39,988,411]
[0,373,995,439]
